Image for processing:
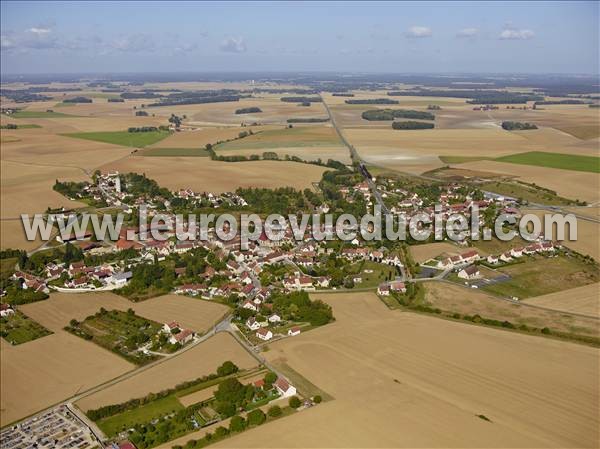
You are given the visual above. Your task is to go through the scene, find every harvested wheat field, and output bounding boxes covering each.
[75,333,257,412]
[409,242,462,263]
[459,161,599,203]
[423,282,599,337]
[523,283,600,318]
[20,292,229,334]
[212,292,599,448]
[99,156,326,192]
[0,332,134,426]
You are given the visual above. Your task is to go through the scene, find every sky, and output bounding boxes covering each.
[1,1,598,74]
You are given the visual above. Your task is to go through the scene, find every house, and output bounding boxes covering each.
[268,313,282,323]
[287,326,301,336]
[112,271,132,287]
[460,250,480,263]
[174,283,205,295]
[0,304,15,317]
[169,328,195,345]
[163,321,180,333]
[274,377,297,397]
[540,242,555,252]
[510,247,524,258]
[377,283,390,296]
[314,276,330,288]
[486,255,499,264]
[118,441,137,449]
[500,252,513,263]
[389,281,407,293]
[242,300,258,311]
[246,317,261,331]
[256,328,273,341]
[458,265,480,280]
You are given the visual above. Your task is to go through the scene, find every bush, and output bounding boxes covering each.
[268,405,282,417]
[229,415,246,432]
[247,409,266,426]
[313,395,322,404]
[392,121,434,130]
[289,396,301,409]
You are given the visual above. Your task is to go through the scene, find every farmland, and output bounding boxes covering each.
[522,283,600,318]
[62,130,171,147]
[496,151,600,173]
[11,110,77,119]
[213,292,599,448]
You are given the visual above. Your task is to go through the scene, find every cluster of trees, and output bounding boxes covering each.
[235,107,262,114]
[63,96,93,103]
[392,121,434,130]
[135,110,149,116]
[121,92,162,99]
[117,262,174,300]
[286,117,329,123]
[271,291,334,326]
[0,89,52,102]
[0,123,18,129]
[123,172,172,199]
[86,361,239,421]
[332,93,354,97]
[280,96,322,103]
[534,99,586,106]
[128,126,160,133]
[427,104,441,110]
[388,89,543,104]
[361,109,435,121]
[501,121,538,131]
[148,93,243,107]
[345,98,399,105]
[235,187,311,214]
[53,179,91,199]
[108,98,125,103]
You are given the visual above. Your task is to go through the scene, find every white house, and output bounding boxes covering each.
[500,252,513,263]
[510,247,524,258]
[246,317,261,331]
[274,377,297,398]
[389,281,407,293]
[287,326,301,336]
[458,265,480,280]
[377,283,390,296]
[268,314,282,324]
[486,255,499,264]
[242,300,258,312]
[0,304,15,317]
[163,321,180,333]
[169,329,195,345]
[256,328,273,341]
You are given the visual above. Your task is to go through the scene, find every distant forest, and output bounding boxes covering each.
[235,107,262,114]
[346,98,399,105]
[362,109,435,121]
[501,121,538,130]
[280,96,322,103]
[63,96,92,103]
[392,121,434,130]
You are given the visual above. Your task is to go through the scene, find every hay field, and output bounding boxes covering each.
[523,283,600,318]
[0,332,134,426]
[20,292,228,334]
[75,333,257,412]
[409,242,462,262]
[99,156,327,192]
[459,161,599,203]
[424,282,599,337]
[211,292,599,448]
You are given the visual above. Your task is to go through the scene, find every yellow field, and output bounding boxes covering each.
[0,332,134,426]
[75,333,257,412]
[99,156,327,192]
[523,283,600,318]
[148,125,278,149]
[19,292,229,334]
[461,161,599,203]
[211,292,599,448]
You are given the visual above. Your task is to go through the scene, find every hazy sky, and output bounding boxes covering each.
[1,1,598,74]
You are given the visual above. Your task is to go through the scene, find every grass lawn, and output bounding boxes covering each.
[11,110,76,119]
[1,311,52,345]
[482,254,599,299]
[62,130,170,148]
[140,147,210,157]
[496,151,600,174]
[96,395,185,437]
[1,257,17,281]
[349,260,397,288]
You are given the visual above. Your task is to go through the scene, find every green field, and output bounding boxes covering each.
[62,130,170,148]
[496,151,600,173]
[140,147,210,157]
[482,255,599,299]
[96,395,184,437]
[0,124,42,129]
[11,110,76,118]
[1,311,52,345]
